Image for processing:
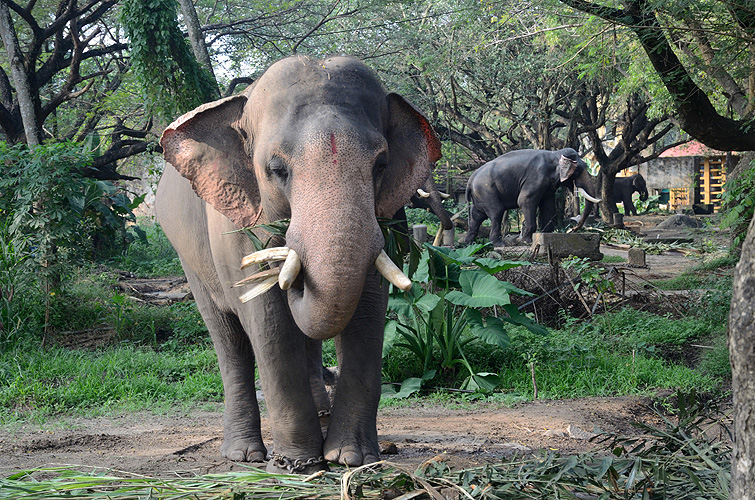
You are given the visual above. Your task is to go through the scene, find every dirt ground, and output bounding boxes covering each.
[0,213,729,478]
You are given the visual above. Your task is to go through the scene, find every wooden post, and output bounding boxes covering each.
[412,224,428,243]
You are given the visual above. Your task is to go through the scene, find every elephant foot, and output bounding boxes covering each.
[220,438,267,462]
[323,429,380,466]
[266,453,328,474]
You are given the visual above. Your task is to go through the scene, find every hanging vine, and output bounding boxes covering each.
[121,0,219,120]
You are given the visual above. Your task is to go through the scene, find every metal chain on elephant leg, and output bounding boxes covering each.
[271,452,326,473]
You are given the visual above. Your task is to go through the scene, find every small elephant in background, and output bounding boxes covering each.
[156,55,440,473]
[409,178,454,245]
[463,148,601,246]
[612,173,649,216]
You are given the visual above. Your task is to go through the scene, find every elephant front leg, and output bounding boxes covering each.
[243,297,326,474]
[323,272,386,466]
[185,269,267,462]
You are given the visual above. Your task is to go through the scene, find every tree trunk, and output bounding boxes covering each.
[730,214,755,500]
[176,0,220,98]
[598,172,615,223]
[0,2,40,146]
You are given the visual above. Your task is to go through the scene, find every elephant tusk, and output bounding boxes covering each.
[233,267,280,288]
[278,248,301,290]
[577,187,602,204]
[239,275,280,303]
[439,191,451,199]
[374,250,412,291]
[241,247,290,269]
[433,227,444,246]
[416,188,430,198]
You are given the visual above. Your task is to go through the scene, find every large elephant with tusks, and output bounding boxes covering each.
[463,148,600,246]
[156,55,440,473]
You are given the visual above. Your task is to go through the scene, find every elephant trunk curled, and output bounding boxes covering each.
[285,215,384,340]
[282,136,387,340]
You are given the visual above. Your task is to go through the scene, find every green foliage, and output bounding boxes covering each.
[0,142,143,275]
[121,0,218,119]
[0,222,38,349]
[720,160,755,248]
[383,243,545,395]
[111,221,183,277]
[0,345,221,423]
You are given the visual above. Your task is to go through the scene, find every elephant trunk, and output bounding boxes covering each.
[285,179,386,340]
[640,189,649,202]
[573,170,600,230]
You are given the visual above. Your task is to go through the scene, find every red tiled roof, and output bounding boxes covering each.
[659,140,728,158]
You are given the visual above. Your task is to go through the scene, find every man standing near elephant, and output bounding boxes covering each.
[463,148,601,246]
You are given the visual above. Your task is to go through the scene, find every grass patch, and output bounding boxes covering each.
[0,345,220,424]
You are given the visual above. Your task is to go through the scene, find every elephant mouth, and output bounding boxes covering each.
[233,246,411,303]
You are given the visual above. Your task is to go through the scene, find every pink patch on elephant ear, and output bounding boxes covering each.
[558,155,578,183]
[161,95,263,229]
[376,93,442,219]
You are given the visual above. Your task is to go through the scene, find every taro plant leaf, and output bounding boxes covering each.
[388,287,441,320]
[460,372,500,393]
[501,304,549,336]
[383,320,399,358]
[445,270,522,308]
[464,309,510,350]
[386,377,423,399]
[473,258,530,274]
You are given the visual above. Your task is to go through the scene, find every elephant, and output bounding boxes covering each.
[155,55,440,474]
[612,173,649,216]
[408,178,454,245]
[462,148,601,246]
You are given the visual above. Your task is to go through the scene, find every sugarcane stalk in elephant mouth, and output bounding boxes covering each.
[235,247,412,302]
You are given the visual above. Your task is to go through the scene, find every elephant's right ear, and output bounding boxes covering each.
[558,155,578,183]
[160,95,262,229]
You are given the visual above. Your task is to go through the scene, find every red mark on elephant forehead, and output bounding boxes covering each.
[330,132,338,164]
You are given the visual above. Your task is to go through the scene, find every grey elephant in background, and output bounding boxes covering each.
[156,55,440,473]
[613,173,649,216]
[463,148,600,246]
[409,178,454,244]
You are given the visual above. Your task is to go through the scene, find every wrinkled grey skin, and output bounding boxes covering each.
[612,174,648,216]
[155,55,440,473]
[463,148,597,246]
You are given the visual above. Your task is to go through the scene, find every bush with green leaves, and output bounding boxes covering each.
[382,243,547,396]
[112,221,183,276]
[720,159,755,248]
[0,142,144,273]
[0,221,38,349]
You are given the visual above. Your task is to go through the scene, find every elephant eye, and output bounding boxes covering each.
[373,152,388,179]
[267,157,289,181]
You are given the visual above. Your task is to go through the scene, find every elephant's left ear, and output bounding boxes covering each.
[376,93,442,218]
[558,155,578,183]
[160,94,263,229]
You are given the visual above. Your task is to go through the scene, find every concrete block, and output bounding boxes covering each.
[412,224,428,243]
[443,229,455,246]
[531,232,602,261]
[628,247,646,266]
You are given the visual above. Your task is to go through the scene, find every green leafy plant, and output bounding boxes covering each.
[720,160,755,248]
[121,0,218,119]
[0,221,36,348]
[383,243,547,395]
